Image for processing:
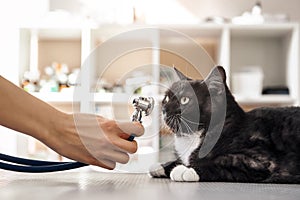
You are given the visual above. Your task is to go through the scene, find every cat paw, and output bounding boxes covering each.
[170,165,200,182]
[148,163,167,178]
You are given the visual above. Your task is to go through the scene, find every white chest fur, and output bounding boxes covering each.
[174,131,203,166]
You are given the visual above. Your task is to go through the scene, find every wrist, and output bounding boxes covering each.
[41,110,72,144]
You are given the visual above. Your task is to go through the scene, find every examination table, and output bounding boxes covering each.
[0,168,299,200]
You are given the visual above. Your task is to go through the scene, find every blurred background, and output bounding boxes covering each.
[0,0,299,172]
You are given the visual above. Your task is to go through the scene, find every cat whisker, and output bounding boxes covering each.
[180,117,195,134]
[166,115,178,132]
[175,117,181,133]
[169,115,176,126]
[180,115,203,125]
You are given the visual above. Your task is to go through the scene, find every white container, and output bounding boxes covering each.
[232,66,264,97]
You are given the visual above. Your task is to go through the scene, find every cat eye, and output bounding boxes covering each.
[180,97,190,105]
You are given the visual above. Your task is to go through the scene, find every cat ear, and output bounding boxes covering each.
[205,66,227,95]
[173,67,191,81]
[206,66,226,82]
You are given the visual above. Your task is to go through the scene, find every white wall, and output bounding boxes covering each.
[1,0,299,25]
[178,0,300,21]
[49,0,300,22]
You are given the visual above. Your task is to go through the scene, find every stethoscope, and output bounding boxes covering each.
[0,153,88,173]
[0,97,154,173]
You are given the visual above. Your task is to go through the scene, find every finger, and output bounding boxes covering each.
[116,121,145,137]
[119,132,139,141]
[93,159,116,170]
[110,137,138,154]
[102,150,130,164]
[65,147,117,170]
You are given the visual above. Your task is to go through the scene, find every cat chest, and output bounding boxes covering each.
[174,132,202,166]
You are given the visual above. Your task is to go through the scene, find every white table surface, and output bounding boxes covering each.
[0,168,299,200]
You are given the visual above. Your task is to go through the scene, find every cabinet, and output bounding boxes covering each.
[229,24,299,110]
[1,23,298,172]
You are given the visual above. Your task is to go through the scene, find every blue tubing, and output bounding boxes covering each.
[0,153,69,166]
[0,161,87,173]
[0,153,87,173]
[127,134,136,141]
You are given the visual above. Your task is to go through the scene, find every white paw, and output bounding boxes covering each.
[170,165,200,182]
[148,163,166,178]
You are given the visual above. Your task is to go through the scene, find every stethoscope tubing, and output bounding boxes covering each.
[0,153,87,173]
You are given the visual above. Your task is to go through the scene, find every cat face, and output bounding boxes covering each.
[162,66,226,136]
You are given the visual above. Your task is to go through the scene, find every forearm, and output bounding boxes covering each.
[0,76,64,141]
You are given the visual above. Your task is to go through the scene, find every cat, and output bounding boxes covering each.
[149,66,300,183]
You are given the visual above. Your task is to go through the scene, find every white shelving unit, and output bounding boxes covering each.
[229,23,299,107]
[17,23,299,108]
[1,22,298,171]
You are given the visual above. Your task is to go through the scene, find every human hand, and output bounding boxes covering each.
[42,113,144,170]
[0,76,144,170]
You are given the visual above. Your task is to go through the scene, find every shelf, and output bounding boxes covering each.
[159,24,223,38]
[30,91,295,107]
[234,94,295,106]
[229,23,297,37]
[93,93,163,105]
[29,92,163,105]
[37,29,82,40]
[30,92,76,103]
[93,93,131,104]
[30,92,139,105]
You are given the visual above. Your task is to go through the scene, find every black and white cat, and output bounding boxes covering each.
[149,66,300,183]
